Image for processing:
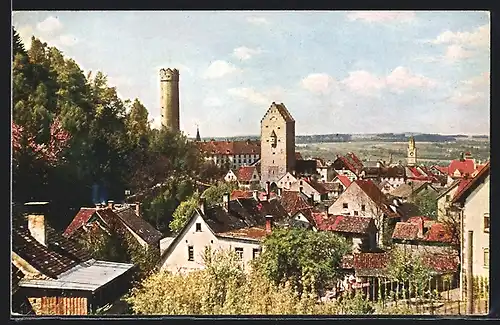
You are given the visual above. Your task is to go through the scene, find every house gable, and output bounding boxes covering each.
[158,210,218,272]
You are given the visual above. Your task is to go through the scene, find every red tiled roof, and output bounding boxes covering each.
[63,208,97,237]
[392,222,419,240]
[448,158,475,177]
[303,178,329,195]
[237,166,257,182]
[231,190,254,200]
[354,179,398,217]
[338,156,358,174]
[314,215,375,235]
[433,165,449,175]
[421,254,459,273]
[452,161,489,203]
[347,152,364,170]
[353,253,390,270]
[197,140,260,155]
[336,175,352,188]
[280,191,313,216]
[217,226,268,240]
[407,216,432,224]
[423,223,454,244]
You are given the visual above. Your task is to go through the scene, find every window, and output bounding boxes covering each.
[361,204,366,212]
[445,194,450,202]
[195,223,201,232]
[300,181,303,185]
[484,248,489,268]
[254,174,257,179]
[354,211,358,216]
[343,203,348,209]
[235,247,244,260]
[253,248,261,259]
[188,246,194,261]
[484,214,490,233]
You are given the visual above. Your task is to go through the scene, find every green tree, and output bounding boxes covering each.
[386,248,432,301]
[125,248,343,315]
[125,99,150,145]
[169,192,200,233]
[255,228,351,296]
[412,190,438,219]
[201,181,238,207]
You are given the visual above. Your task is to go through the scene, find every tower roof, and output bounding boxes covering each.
[195,126,201,142]
[261,102,295,124]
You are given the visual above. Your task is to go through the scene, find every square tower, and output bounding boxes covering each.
[260,102,296,188]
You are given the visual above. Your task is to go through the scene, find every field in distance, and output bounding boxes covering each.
[297,138,490,166]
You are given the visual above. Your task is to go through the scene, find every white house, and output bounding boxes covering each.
[449,162,490,300]
[158,195,287,273]
[435,179,461,221]
[224,169,238,183]
[277,172,298,190]
[328,179,401,247]
[286,177,330,203]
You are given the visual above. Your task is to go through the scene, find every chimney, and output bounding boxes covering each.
[107,200,115,210]
[199,197,206,215]
[265,215,273,233]
[223,192,230,212]
[418,217,425,237]
[252,190,259,201]
[135,202,140,217]
[25,202,49,246]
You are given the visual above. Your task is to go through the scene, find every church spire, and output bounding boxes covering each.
[195,125,201,142]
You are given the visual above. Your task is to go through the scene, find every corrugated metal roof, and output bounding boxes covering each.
[18,259,134,292]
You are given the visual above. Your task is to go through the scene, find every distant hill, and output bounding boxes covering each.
[195,133,489,144]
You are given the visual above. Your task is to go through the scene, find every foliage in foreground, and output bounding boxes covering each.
[255,227,351,295]
[125,248,375,315]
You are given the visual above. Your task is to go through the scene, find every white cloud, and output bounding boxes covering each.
[301,73,336,94]
[203,60,241,79]
[386,66,437,92]
[233,46,263,61]
[444,44,474,61]
[462,72,490,89]
[449,91,485,106]
[449,72,490,107]
[17,25,35,49]
[203,97,223,107]
[341,70,385,96]
[36,16,63,33]
[228,87,270,106]
[246,17,270,25]
[150,116,162,130]
[432,24,490,48]
[341,67,436,96]
[228,86,285,106]
[58,34,79,47]
[347,11,416,23]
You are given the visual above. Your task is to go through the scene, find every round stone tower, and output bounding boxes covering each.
[159,68,180,132]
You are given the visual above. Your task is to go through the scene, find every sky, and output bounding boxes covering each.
[13,11,490,138]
